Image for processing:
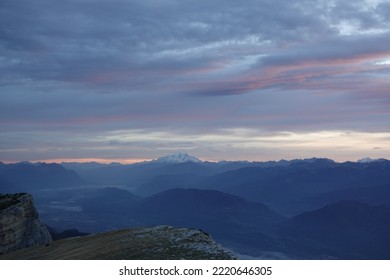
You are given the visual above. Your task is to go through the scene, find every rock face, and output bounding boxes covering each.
[0,193,52,254]
[1,225,236,260]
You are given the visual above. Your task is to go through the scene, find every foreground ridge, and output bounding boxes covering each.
[1,225,236,260]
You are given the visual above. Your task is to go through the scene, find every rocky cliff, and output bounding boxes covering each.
[0,193,52,254]
[1,225,236,259]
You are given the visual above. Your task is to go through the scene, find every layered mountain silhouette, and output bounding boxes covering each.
[200,160,390,215]
[2,154,390,259]
[74,188,285,255]
[0,162,83,191]
[278,201,390,259]
[59,156,390,215]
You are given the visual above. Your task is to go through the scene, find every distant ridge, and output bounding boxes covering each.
[357,157,387,163]
[154,153,202,164]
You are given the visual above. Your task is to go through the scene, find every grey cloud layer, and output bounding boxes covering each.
[1,0,388,83]
[0,0,389,161]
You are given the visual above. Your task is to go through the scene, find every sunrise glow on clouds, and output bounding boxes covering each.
[0,0,389,163]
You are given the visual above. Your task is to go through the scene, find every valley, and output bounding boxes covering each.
[1,153,390,259]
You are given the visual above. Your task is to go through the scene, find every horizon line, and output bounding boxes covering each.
[1,156,387,165]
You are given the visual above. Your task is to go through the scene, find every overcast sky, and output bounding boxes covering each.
[1,0,390,163]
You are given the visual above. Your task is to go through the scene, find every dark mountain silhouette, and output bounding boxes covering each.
[63,155,329,189]
[138,188,284,227]
[137,173,206,196]
[0,162,83,190]
[73,187,286,255]
[0,178,17,193]
[137,188,287,254]
[4,155,390,259]
[61,162,116,170]
[278,201,390,259]
[77,187,142,228]
[79,187,141,211]
[300,184,390,211]
[66,157,390,216]
[71,161,215,187]
[200,159,390,215]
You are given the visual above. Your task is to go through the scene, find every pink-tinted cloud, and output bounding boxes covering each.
[183,38,390,98]
[1,0,390,162]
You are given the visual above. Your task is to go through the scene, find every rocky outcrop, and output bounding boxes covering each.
[0,193,52,254]
[1,225,236,259]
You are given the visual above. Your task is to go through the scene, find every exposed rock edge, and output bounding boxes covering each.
[0,193,52,254]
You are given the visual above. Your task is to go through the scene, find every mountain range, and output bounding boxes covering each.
[0,162,83,190]
[1,153,390,259]
[277,201,390,259]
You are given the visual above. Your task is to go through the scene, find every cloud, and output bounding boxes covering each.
[1,0,390,162]
[1,128,389,162]
[1,0,389,91]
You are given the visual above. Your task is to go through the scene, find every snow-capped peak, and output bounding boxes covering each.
[357,157,385,163]
[154,153,201,163]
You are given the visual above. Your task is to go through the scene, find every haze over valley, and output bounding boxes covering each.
[2,153,390,259]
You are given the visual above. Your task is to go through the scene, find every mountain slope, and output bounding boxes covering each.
[136,173,206,196]
[300,184,390,211]
[77,187,142,228]
[139,188,284,227]
[0,162,83,189]
[1,226,236,260]
[278,201,390,259]
[201,160,390,215]
[135,188,286,255]
[51,187,286,256]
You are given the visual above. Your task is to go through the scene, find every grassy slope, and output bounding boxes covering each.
[0,226,235,260]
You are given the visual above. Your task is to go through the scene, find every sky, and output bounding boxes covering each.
[1,0,390,163]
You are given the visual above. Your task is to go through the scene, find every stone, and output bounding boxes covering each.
[0,193,52,254]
